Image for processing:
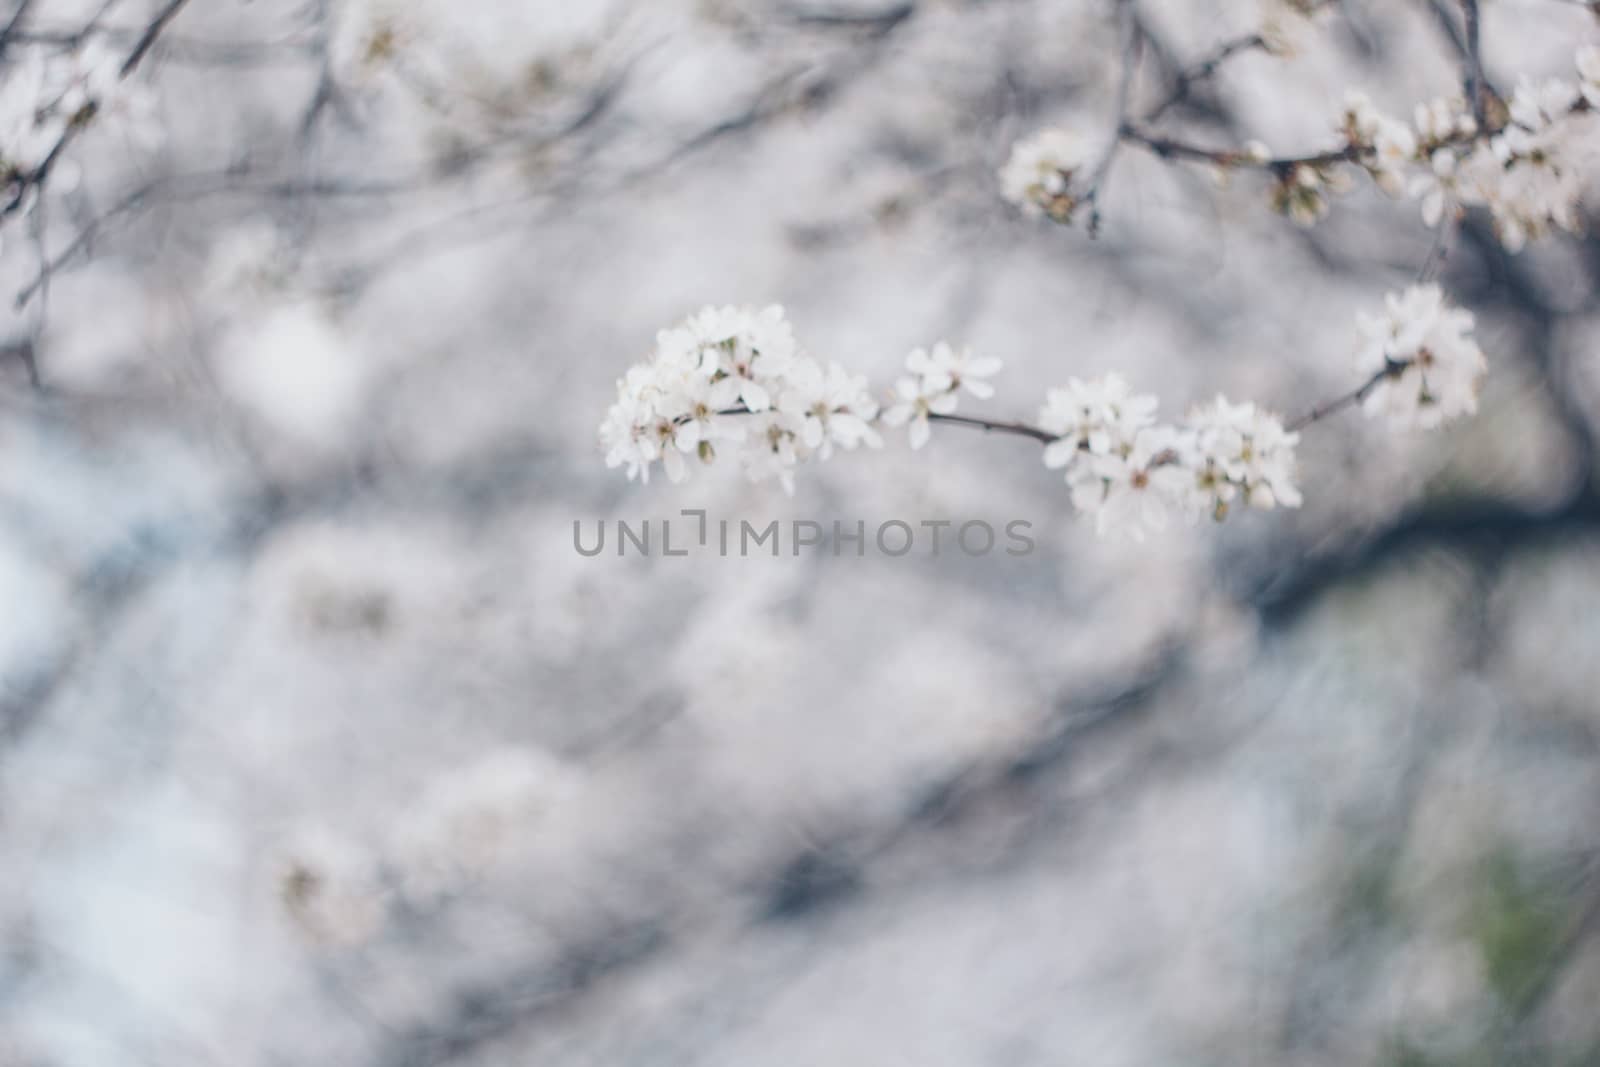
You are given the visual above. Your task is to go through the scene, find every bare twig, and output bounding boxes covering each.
[1081,0,1142,236]
[925,412,1058,444]
[1285,362,1406,433]
[1145,31,1267,123]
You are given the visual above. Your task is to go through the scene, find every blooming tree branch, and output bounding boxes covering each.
[594,6,1600,539]
[597,283,1486,539]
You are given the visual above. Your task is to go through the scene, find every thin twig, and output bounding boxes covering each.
[1145,32,1266,122]
[1082,0,1141,236]
[925,412,1057,444]
[1285,363,1405,432]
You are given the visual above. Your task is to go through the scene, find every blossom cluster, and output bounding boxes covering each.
[1001,44,1600,253]
[882,342,1002,448]
[1039,376,1302,537]
[0,42,157,214]
[1355,283,1487,428]
[599,305,880,494]
[1279,46,1600,247]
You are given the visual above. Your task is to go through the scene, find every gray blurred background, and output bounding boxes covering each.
[2,0,1599,1064]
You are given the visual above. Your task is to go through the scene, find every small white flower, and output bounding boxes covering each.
[1356,284,1487,428]
[909,342,1002,399]
[882,372,958,450]
[777,360,882,458]
[1509,75,1578,131]
[1272,165,1333,227]
[1185,396,1302,513]
[1038,373,1158,463]
[1413,95,1476,145]
[1408,148,1459,228]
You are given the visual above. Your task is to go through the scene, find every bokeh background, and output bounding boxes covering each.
[3,0,1600,1063]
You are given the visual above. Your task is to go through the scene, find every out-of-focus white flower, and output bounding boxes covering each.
[390,748,570,900]
[277,829,387,945]
[1271,164,1334,227]
[1468,78,1589,250]
[204,221,299,303]
[1408,148,1460,227]
[999,127,1090,221]
[1185,396,1302,514]
[1413,95,1476,146]
[1356,283,1487,428]
[1509,75,1579,131]
[1260,0,1329,56]
[1344,91,1418,197]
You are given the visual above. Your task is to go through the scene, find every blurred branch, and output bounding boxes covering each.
[1423,0,1502,125]
[1080,0,1141,236]
[117,0,191,76]
[0,0,35,56]
[0,0,194,221]
[1144,30,1267,123]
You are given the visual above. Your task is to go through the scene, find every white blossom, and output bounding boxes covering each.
[601,305,880,493]
[1185,396,1303,514]
[883,359,956,451]
[1356,284,1487,428]
[1408,148,1460,228]
[1413,95,1477,146]
[1068,425,1196,540]
[1038,373,1158,465]
[909,341,1002,399]
[1272,164,1334,227]
[1344,91,1417,197]
[999,127,1091,220]
[777,359,882,458]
